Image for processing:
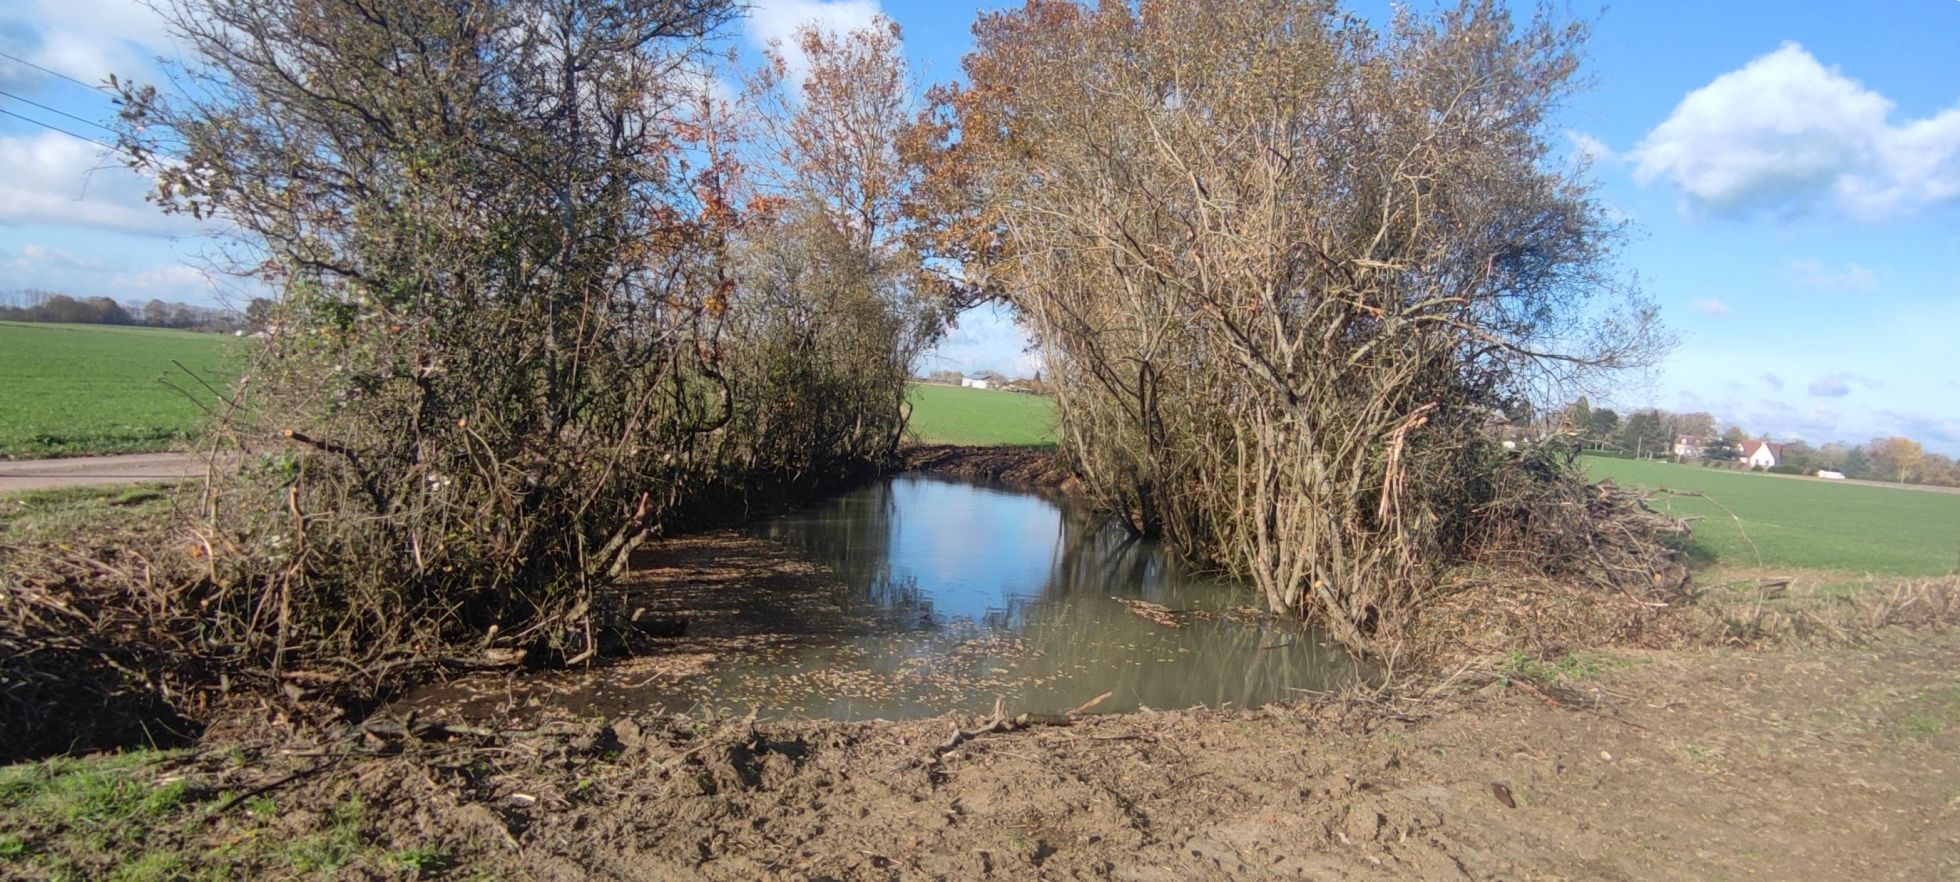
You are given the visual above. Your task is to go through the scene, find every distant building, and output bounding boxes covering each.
[960,376,991,390]
[1672,435,1705,459]
[1739,439,1784,469]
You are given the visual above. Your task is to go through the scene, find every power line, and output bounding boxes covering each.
[0,106,120,152]
[0,88,116,133]
[0,50,112,93]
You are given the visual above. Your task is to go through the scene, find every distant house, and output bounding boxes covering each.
[960,375,992,390]
[1672,435,1705,459]
[1739,439,1784,469]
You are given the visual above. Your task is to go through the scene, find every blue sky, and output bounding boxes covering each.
[2,1,1956,451]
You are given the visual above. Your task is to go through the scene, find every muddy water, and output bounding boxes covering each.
[654,476,1361,720]
[405,475,1363,723]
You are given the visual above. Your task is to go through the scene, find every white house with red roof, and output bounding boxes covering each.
[1739,438,1784,469]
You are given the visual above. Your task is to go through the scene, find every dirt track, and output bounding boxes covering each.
[0,452,203,493]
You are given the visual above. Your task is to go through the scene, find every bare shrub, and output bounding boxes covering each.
[102,1,942,683]
[919,0,1668,650]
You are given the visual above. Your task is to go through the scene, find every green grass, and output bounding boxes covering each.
[0,750,215,880]
[2,325,1059,456]
[906,382,1056,447]
[0,322,243,459]
[1583,456,1960,577]
[0,750,461,880]
[1498,650,1641,685]
[0,485,173,545]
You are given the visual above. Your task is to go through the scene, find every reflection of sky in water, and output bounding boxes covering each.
[399,478,1365,724]
[713,476,1364,720]
[881,478,1062,622]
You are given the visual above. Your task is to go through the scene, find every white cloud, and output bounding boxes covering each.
[922,303,1039,378]
[1565,130,1616,165]
[0,131,197,236]
[1808,375,1851,397]
[0,0,178,89]
[1632,43,1960,220]
[744,0,884,84]
[2,242,230,303]
[1787,257,1878,293]
[1690,298,1730,317]
[15,242,104,270]
[1880,412,1960,447]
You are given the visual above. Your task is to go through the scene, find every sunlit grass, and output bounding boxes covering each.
[1583,456,1960,577]
[0,322,244,459]
[905,383,1056,447]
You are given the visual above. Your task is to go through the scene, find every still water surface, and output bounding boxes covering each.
[653,475,1363,720]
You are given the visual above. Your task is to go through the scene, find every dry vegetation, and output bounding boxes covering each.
[5,0,947,758]
[6,3,1958,877]
[914,0,1672,653]
[0,0,1745,768]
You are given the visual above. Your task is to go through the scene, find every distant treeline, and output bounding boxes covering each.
[1549,398,1959,488]
[0,289,267,333]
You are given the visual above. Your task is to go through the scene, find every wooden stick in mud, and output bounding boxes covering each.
[931,697,1075,761]
[1067,691,1114,716]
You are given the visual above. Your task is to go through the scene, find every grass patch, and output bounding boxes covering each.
[283,798,370,873]
[393,845,455,876]
[905,383,1055,447]
[0,485,175,545]
[0,752,461,880]
[1498,650,1640,685]
[0,750,214,880]
[1583,456,1960,577]
[1889,685,1960,742]
[0,322,243,459]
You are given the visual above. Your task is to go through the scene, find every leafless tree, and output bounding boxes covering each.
[921,0,1668,650]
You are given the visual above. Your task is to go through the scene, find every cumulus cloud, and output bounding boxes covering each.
[3,242,228,302]
[1806,373,1883,398]
[1712,398,1843,440]
[0,132,197,236]
[744,0,884,84]
[922,303,1038,377]
[0,0,177,86]
[1690,298,1730,317]
[1808,375,1852,397]
[1788,257,1878,293]
[13,242,103,271]
[1632,43,1960,220]
[1759,373,1785,391]
[1880,412,1960,447]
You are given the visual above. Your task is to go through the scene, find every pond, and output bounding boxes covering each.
[408,475,1364,723]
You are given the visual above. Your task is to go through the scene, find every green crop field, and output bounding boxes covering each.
[906,383,1056,447]
[0,322,243,459]
[21,325,1943,577]
[1583,455,1960,577]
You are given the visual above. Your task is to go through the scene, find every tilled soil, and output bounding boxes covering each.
[31,634,1951,881]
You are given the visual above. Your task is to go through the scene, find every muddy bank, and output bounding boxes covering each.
[12,635,1957,880]
[901,444,1077,493]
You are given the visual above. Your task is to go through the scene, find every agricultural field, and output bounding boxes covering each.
[905,382,1056,447]
[1583,455,1960,577]
[0,324,1056,459]
[0,322,242,459]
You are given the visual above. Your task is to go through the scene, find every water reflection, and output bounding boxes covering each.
[661,475,1363,720]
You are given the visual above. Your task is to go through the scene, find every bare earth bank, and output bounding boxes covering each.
[16,635,1951,881]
